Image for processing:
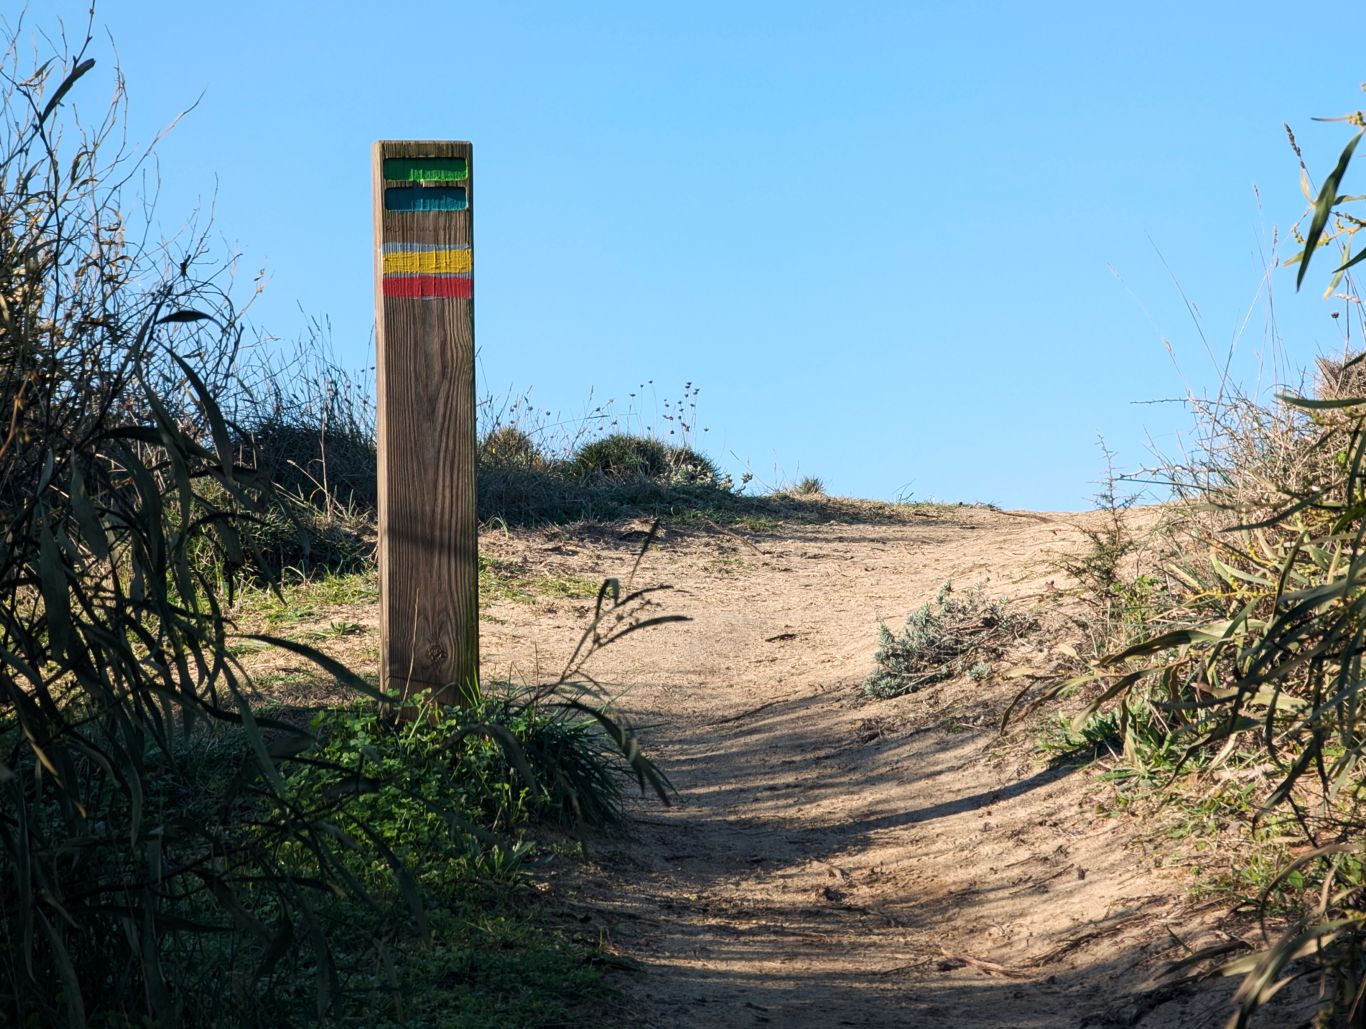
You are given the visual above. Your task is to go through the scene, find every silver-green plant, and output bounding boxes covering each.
[864,582,1031,699]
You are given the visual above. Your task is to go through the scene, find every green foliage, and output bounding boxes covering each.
[668,445,725,487]
[573,432,676,481]
[792,475,826,496]
[242,416,376,512]
[514,701,633,826]
[0,21,665,1026]
[1010,93,1366,1028]
[0,31,350,1025]
[359,905,613,1028]
[476,432,733,526]
[1037,709,1126,762]
[864,582,1033,699]
[478,553,599,605]
[296,689,645,865]
[185,479,375,588]
[1287,99,1366,296]
[1057,442,1168,656]
[478,424,544,469]
[237,570,381,633]
[291,701,536,889]
[530,430,724,491]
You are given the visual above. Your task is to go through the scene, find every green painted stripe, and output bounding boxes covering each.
[383,157,468,183]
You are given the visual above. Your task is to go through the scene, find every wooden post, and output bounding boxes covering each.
[372,140,478,707]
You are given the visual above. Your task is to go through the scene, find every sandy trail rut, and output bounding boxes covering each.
[479,506,1250,1028]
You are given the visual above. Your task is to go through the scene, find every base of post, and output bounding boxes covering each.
[386,674,481,716]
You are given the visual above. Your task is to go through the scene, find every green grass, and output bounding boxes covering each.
[479,555,599,605]
[229,555,597,642]
[350,905,616,1028]
[1034,710,1125,765]
[233,571,381,631]
[303,618,368,641]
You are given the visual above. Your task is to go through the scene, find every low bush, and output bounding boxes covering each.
[183,479,375,588]
[299,686,657,865]
[239,416,378,511]
[572,432,680,482]
[666,444,725,487]
[231,324,379,513]
[562,432,719,487]
[478,424,545,469]
[864,582,1034,699]
[472,429,734,525]
[215,328,379,583]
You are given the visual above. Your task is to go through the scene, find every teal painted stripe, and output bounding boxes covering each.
[385,186,467,212]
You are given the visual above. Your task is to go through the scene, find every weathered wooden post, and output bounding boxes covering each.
[372,140,478,706]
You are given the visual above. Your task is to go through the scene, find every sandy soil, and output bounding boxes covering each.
[471,504,1305,1029]
[242,501,1312,1026]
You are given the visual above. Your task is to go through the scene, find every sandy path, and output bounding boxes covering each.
[477,506,1276,1028]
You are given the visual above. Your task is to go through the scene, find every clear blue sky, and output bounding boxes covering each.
[21,2,1364,509]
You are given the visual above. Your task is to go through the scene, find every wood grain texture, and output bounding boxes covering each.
[373,139,478,705]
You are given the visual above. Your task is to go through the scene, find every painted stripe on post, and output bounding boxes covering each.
[382,242,467,252]
[384,185,468,212]
[381,274,473,299]
[382,246,472,275]
[383,156,468,182]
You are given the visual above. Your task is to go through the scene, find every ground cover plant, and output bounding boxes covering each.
[0,16,671,1026]
[864,582,1034,699]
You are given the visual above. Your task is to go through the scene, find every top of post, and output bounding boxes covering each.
[373,140,474,294]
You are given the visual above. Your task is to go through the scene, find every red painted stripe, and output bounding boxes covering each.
[382,274,472,298]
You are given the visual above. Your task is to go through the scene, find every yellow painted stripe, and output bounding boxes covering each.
[383,248,473,275]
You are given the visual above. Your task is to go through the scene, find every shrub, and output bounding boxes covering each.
[864,582,1032,699]
[296,687,653,861]
[184,478,375,587]
[479,424,545,469]
[572,432,674,480]
[239,416,377,510]
[666,444,724,487]
[569,431,728,492]
[230,324,379,513]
